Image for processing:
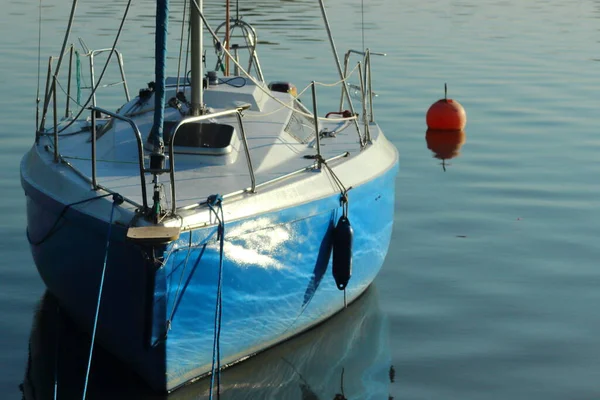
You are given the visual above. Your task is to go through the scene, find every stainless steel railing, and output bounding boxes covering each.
[38,43,130,143]
[340,49,386,144]
[168,108,256,213]
[88,106,256,215]
[84,47,130,107]
[90,106,149,210]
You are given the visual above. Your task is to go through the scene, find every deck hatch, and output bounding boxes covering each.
[164,121,235,155]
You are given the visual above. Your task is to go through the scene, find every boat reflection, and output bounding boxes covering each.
[425,129,467,171]
[21,285,391,399]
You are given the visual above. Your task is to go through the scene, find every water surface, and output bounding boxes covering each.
[1,0,600,399]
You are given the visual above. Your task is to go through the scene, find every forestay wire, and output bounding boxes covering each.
[36,0,43,129]
[175,0,188,94]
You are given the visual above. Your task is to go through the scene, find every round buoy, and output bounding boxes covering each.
[426,84,466,131]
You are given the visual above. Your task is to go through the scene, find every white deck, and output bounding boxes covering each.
[23,78,397,229]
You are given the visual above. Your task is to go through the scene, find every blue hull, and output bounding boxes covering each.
[23,161,398,392]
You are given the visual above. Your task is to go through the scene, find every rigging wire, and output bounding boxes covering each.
[36,0,43,129]
[55,77,83,109]
[189,0,357,123]
[39,0,79,132]
[176,0,189,94]
[361,0,365,54]
[183,6,192,96]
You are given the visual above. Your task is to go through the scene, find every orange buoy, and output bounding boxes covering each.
[426,84,467,131]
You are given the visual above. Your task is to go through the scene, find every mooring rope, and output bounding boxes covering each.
[207,194,225,400]
[166,230,193,330]
[318,155,351,217]
[26,193,115,246]
[81,193,123,400]
[318,156,351,307]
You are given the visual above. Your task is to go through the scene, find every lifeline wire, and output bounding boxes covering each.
[82,194,123,400]
[243,65,360,121]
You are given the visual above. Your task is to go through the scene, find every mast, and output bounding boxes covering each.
[225,0,230,76]
[150,0,169,147]
[190,0,204,115]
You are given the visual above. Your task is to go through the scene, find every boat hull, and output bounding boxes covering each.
[22,157,398,392]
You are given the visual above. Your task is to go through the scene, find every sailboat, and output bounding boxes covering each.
[20,0,398,393]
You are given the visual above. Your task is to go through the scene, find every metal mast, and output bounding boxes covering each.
[190,0,204,115]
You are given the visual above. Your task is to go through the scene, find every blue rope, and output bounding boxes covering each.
[207,194,224,400]
[82,194,122,399]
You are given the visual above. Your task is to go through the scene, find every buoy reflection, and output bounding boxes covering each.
[425,129,466,171]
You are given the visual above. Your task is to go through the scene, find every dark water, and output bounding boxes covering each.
[2,0,600,398]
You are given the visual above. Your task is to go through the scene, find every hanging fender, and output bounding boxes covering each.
[332,215,353,290]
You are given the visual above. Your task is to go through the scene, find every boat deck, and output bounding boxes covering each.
[34,79,377,216]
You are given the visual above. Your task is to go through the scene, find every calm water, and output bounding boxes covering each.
[2,0,600,398]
